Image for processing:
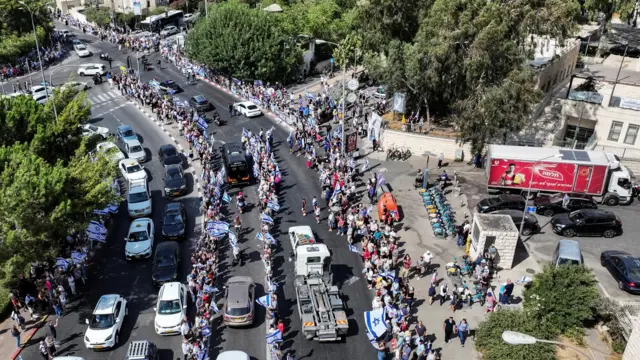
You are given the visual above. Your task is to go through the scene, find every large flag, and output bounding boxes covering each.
[222,191,231,204]
[256,232,264,241]
[210,301,220,314]
[364,308,388,339]
[228,231,238,247]
[331,183,342,200]
[266,201,280,212]
[266,329,283,344]
[362,159,370,172]
[256,294,272,308]
[242,128,250,137]
[263,232,277,245]
[261,213,274,224]
[197,117,208,130]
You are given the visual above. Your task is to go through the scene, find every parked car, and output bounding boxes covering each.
[600,250,640,294]
[490,209,540,236]
[222,276,255,327]
[534,193,597,217]
[151,242,180,286]
[551,209,622,238]
[475,194,526,214]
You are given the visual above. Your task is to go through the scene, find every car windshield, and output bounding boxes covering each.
[158,299,181,315]
[155,253,176,268]
[121,129,134,137]
[558,258,581,266]
[487,197,502,205]
[90,314,115,329]
[130,145,143,153]
[167,169,183,180]
[77,45,86,50]
[129,230,149,242]
[129,191,149,203]
[87,125,97,131]
[227,304,250,316]
[247,105,258,110]
[163,148,177,157]
[628,267,640,279]
[127,165,143,173]
[568,211,587,222]
[164,213,183,225]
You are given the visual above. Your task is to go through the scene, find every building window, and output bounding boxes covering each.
[624,124,639,145]
[608,121,623,141]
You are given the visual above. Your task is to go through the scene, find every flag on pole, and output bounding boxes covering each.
[228,231,238,247]
[348,244,359,253]
[261,213,274,224]
[266,329,283,344]
[210,301,220,314]
[256,232,264,241]
[242,128,250,137]
[256,294,272,308]
[267,279,278,293]
[364,308,388,339]
[266,201,280,212]
[214,185,221,199]
[222,191,231,204]
[331,183,342,200]
[362,159,370,172]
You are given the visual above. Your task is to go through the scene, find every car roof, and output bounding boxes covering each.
[165,202,183,212]
[130,218,152,230]
[216,351,250,360]
[159,281,182,301]
[165,164,182,172]
[192,95,206,101]
[161,144,177,152]
[226,279,251,308]
[156,241,179,253]
[223,143,244,154]
[119,159,139,167]
[497,194,525,201]
[124,138,142,147]
[118,124,133,131]
[93,294,121,315]
[577,209,616,218]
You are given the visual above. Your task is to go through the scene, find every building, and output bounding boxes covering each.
[56,0,166,16]
[529,35,581,94]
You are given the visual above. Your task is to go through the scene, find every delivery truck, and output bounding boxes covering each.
[485,145,634,206]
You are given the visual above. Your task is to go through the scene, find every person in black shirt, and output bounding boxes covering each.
[443,317,456,343]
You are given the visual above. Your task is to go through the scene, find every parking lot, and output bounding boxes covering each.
[460,168,640,302]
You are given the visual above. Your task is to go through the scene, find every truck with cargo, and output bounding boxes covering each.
[485,145,634,206]
[289,226,348,341]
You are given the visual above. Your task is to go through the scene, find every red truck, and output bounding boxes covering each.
[486,145,634,206]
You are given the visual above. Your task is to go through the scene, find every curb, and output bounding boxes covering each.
[10,315,49,360]
[127,100,203,199]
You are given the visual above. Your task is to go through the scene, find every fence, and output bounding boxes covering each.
[594,145,640,161]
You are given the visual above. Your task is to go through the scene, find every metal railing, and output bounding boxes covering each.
[594,145,640,161]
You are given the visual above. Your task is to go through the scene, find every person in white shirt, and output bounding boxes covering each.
[181,338,192,360]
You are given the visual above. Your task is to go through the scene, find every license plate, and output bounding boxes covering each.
[136,255,141,259]
[95,345,104,349]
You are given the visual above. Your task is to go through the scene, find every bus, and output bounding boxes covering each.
[221,143,251,186]
[140,10,184,33]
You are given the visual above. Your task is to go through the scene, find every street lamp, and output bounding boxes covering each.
[19,1,48,99]
[518,153,563,236]
[315,39,347,155]
[502,331,595,360]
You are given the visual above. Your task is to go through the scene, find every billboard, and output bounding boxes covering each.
[488,159,578,192]
[345,130,358,153]
[133,1,142,16]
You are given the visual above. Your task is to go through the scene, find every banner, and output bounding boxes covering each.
[133,1,142,16]
[368,112,382,141]
[345,130,358,153]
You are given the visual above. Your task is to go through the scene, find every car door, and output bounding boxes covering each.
[113,301,122,331]
[124,143,130,156]
[578,217,597,236]
[248,284,255,312]
[180,286,187,316]
[611,258,626,282]
[148,222,154,243]
[238,104,246,114]
[120,162,127,178]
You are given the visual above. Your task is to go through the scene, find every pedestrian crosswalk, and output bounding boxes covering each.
[87,89,121,106]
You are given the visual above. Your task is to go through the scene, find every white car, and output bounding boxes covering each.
[234,101,262,117]
[216,351,250,360]
[125,217,154,260]
[78,64,107,77]
[127,179,152,218]
[75,44,91,57]
[63,81,89,92]
[84,294,127,350]
[160,26,179,37]
[96,142,126,162]
[81,124,110,139]
[30,85,55,96]
[119,159,147,182]
[33,93,49,105]
[123,138,146,163]
[154,282,188,335]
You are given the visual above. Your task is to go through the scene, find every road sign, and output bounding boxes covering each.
[525,206,536,213]
[346,92,357,103]
[347,79,359,91]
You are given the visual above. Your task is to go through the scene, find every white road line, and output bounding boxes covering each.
[110,111,124,125]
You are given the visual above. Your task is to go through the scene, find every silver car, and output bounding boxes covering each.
[222,276,255,327]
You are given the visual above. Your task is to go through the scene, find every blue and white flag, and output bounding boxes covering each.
[86,231,106,242]
[261,213,274,224]
[266,140,271,154]
[331,183,342,200]
[376,173,387,186]
[267,279,278,293]
[71,251,87,264]
[211,221,230,232]
[256,294,271,308]
[242,128,250,137]
[220,165,226,179]
[210,301,220,314]
[364,308,388,339]
[253,163,260,178]
[197,350,207,360]
[216,171,225,185]
[263,232,277,245]
[222,191,231,204]
[379,270,396,281]
[348,244,359,253]
[256,232,264,241]
[362,159,370,172]
[201,325,211,337]
[266,201,280,212]
[366,330,379,348]
[228,231,238,247]
[266,329,283,344]
[203,285,218,293]
[55,258,70,271]
[214,185,221,199]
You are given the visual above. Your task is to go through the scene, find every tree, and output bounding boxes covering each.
[0,0,53,64]
[83,7,112,28]
[185,1,301,82]
[279,0,354,42]
[475,309,557,360]
[523,265,600,336]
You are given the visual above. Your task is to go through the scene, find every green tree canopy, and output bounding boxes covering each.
[0,87,118,304]
[523,265,600,335]
[0,0,53,64]
[279,0,354,42]
[185,1,301,82]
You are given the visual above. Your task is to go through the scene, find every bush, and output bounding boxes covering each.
[595,297,629,354]
[475,309,557,360]
[523,265,599,336]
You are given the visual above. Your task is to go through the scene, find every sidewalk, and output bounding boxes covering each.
[0,311,48,360]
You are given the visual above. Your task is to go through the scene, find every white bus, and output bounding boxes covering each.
[140,10,184,33]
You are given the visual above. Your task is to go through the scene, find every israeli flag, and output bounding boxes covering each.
[376,173,387,186]
[266,141,271,154]
[197,117,208,130]
[242,128,250,137]
[201,325,211,337]
[364,308,388,339]
[93,208,108,216]
[214,185,221,199]
[210,301,221,314]
[348,244,359,253]
[261,213,274,224]
[266,201,280,212]
[71,251,87,264]
[266,126,274,137]
[256,232,264,241]
[149,79,160,87]
[197,350,207,360]
[379,270,396,281]
[266,329,283,344]
[331,183,342,200]
[222,191,231,204]
[366,330,379,348]
[256,294,271,308]
[87,231,107,242]
[253,163,260,178]
[362,159,370,172]
[216,171,225,185]
[228,231,238,247]
[211,221,230,232]
[220,165,227,179]
[209,228,227,237]
[267,279,278,293]
[203,285,218,293]
[263,232,277,245]
[55,258,70,271]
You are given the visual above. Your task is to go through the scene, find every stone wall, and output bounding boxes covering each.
[380,130,473,161]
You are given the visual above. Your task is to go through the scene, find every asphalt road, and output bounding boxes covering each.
[21,23,377,360]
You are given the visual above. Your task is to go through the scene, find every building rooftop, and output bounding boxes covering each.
[475,214,519,233]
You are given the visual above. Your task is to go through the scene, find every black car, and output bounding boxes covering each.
[475,194,526,214]
[159,80,181,93]
[190,95,213,112]
[158,144,182,166]
[600,250,640,294]
[152,241,180,286]
[534,194,597,217]
[551,209,622,238]
[162,202,187,240]
[163,164,187,197]
[490,209,540,236]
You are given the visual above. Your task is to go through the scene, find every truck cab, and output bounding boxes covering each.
[289,225,317,250]
[602,165,633,206]
[293,244,331,279]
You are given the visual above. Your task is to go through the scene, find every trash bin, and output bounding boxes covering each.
[455,149,464,162]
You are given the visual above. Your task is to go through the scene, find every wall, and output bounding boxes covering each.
[535,39,581,93]
[380,130,472,161]
[623,317,640,360]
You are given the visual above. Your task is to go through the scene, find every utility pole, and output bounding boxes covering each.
[608,43,628,107]
[204,0,208,18]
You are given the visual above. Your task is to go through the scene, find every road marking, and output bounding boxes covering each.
[346,276,360,286]
[110,111,124,125]
[92,103,126,118]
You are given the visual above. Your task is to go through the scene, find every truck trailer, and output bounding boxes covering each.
[485,145,634,206]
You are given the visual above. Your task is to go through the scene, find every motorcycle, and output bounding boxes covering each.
[93,76,103,85]
[99,53,111,61]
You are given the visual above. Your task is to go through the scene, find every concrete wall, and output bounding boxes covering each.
[380,130,472,161]
[536,39,581,93]
[623,317,640,360]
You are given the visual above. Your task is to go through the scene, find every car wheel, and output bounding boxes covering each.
[603,229,616,238]
[619,281,625,290]
[79,72,85,76]
[601,257,606,267]
[605,196,619,206]
[543,209,554,217]
[521,228,532,236]
[562,229,576,237]
[115,331,119,345]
